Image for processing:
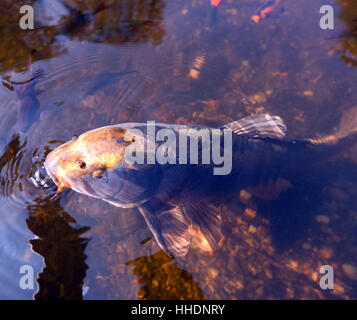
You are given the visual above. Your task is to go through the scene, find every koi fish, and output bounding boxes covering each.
[11,52,44,133]
[251,0,283,24]
[211,0,223,6]
[210,0,223,26]
[44,110,357,257]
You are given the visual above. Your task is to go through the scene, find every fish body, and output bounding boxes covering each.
[251,0,283,24]
[12,53,44,133]
[44,111,357,257]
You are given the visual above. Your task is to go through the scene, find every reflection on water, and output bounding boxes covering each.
[0,0,165,73]
[0,134,26,198]
[27,199,89,300]
[127,251,205,300]
[335,0,357,66]
[0,0,357,299]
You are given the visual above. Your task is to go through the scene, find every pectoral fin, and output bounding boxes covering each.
[139,199,223,257]
[138,200,191,257]
[184,201,223,252]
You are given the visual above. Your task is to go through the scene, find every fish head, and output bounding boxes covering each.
[44,125,136,200]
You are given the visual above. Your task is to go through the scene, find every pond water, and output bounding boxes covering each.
[1,0,357,299]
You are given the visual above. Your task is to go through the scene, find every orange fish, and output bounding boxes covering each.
[211,0,223,7]
[251,0,282,24]
[210,0,223,26]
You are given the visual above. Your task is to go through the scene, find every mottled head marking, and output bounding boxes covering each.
[44,126,131,197]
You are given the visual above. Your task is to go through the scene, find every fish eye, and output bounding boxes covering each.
[77,159,87,169]
[72,134,78,141]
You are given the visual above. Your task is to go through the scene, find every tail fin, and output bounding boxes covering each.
[336,106,357,138]
[308,107,357,145]
[13,50,42,98]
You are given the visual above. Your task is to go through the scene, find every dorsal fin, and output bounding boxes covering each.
[223,114,287,139]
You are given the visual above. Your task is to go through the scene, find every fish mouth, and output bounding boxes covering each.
[47,171,71,199]
[48,178,68,199]
[44,159,71,199]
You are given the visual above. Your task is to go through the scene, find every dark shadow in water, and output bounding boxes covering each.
[26,198,90,300]
[54,0,166,45]
[126,250,205,300]
[0,134,27,197]
[256,155,357,251]
[0,134,25,171]
[335,0,357,67]
[0,0,166,73]
[0,135,89,299]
